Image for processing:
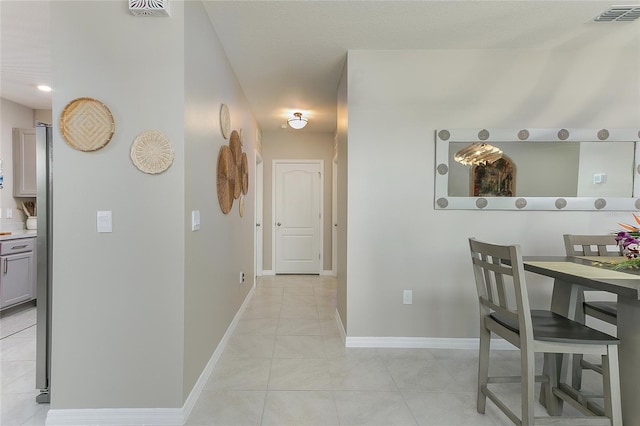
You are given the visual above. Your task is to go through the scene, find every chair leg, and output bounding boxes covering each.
[521,349,536,426]
[544,353,561,416]
[602,345,622,426]
[477,325,491,414]
[572,353,584,390]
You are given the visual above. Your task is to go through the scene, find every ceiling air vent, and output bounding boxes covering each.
[129,0,170,17]
[593,5,640,22]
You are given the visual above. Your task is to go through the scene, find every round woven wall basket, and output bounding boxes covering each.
[232,162,242,199]
[130,130,174,174]
[60,97,115,151]
[217,146,234,214]
[241,152,248,194]
[229,130,242,165]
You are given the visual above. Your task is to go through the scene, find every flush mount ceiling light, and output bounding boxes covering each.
[37,85,52,92]
[287,112,308,130]
[454,142,503,166]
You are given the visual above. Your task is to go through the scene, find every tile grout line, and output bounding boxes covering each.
[0,323,36,340]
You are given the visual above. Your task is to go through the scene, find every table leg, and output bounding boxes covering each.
[616,296,640,424]
[549,279,581,319]
[539,279,581,408]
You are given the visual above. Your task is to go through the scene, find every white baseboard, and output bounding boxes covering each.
[45,408,183,426]
[181,285,255,421]
[345,336,515,351]
[46,287,256,426]
[262,270,275,275]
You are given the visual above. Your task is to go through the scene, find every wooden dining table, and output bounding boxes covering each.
[522,255,640,424]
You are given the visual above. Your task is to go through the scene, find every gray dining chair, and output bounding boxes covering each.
[563,234,620,391]
[469,238,622,425]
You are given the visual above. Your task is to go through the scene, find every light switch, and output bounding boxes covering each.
[191,210,200,231]
[97,211,112,233]
[593,173,607,184]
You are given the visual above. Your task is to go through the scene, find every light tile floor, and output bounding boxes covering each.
[1,275,600,425]
[0,303,49,426]
[185,275,582,426]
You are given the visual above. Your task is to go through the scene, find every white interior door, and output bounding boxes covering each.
[274,161,322,274]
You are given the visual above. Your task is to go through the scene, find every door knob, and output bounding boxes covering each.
[277,222,281,226]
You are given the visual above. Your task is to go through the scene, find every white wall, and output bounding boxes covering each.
[50,1,185,408]
[183,1,257,399]
[345,48,639,338]
[336,60,348,330]
[262,131,334,272]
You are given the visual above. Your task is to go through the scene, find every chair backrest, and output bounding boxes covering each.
[563,234,621,257]
[468,238,533,341]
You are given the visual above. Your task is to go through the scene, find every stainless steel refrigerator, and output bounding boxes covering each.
[35,124,52,403]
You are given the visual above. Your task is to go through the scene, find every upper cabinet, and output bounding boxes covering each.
[12,128,36,197]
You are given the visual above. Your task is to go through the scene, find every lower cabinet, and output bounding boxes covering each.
[0,238,35,310]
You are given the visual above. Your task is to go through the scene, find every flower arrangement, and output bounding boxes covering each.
[612,213,640,269]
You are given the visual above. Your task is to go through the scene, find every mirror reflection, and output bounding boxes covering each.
[447,141,635,198]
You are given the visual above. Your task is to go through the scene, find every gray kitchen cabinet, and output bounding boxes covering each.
[0,238,36,309]
[13,128,37,197]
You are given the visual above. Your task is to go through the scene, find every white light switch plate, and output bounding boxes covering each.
[191,210,200,231]
[97,211,112,233]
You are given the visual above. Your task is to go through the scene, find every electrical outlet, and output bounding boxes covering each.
[403,290,413,305]
[6,208,12,219]
[239,272,245,284]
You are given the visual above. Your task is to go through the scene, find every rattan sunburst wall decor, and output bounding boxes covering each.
[217,145,234,214]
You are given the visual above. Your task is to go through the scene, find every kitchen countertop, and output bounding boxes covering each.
[0,230,37,241]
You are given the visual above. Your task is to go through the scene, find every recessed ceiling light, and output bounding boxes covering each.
[37,85,52,92]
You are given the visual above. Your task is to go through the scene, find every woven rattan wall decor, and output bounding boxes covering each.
[216,105,250,214]
[232,161,242,199]
[60,97,115,151]
[130,130,174,174]
[229,130,242,165]
[241,152,248,195]
[220,104,231,139]
[217,145,234,214]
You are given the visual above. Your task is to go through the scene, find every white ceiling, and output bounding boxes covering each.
[1,1,639,133]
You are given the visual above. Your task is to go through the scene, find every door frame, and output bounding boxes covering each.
[254,150,264,282]
[331,154,338,276]
[271,159,324,274]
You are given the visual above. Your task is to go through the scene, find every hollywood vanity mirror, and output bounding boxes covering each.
[434,128,640,211]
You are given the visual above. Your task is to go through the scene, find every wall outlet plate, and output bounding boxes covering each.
[239,272,245,284]
[403,290,413,304]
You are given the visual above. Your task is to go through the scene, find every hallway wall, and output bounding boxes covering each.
[344,47,640,339]
[183,0,258,400]
[50,1,186,408]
